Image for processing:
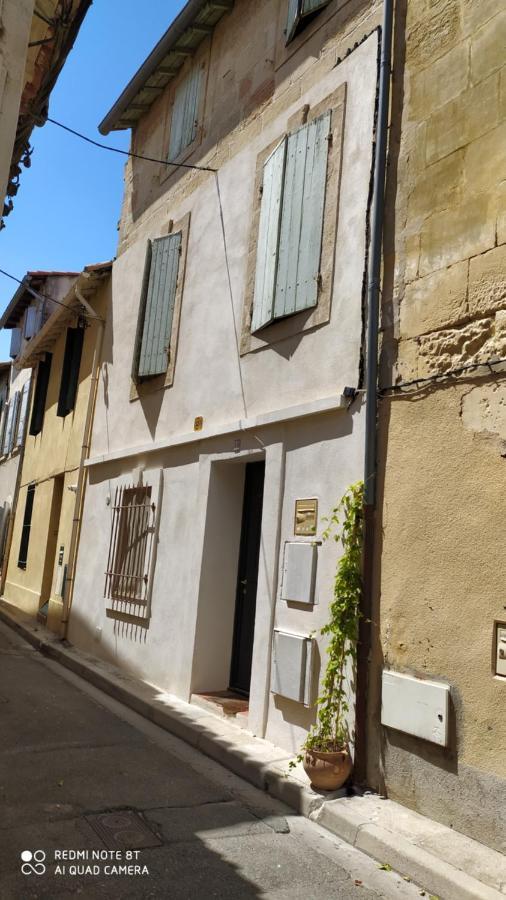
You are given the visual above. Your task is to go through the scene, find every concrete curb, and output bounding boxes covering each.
[1,602,504,900]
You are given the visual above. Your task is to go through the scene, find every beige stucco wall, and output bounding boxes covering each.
[3,282,109,617]
[70,0,381,753]
[368,0,506,851]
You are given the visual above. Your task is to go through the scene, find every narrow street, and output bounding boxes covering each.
[0,622,424,900]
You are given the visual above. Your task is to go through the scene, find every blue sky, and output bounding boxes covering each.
[0,0,186,359]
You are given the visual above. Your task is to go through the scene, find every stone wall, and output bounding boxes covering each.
[370,0,506,852]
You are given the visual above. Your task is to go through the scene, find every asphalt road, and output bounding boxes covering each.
[0,621,425,899]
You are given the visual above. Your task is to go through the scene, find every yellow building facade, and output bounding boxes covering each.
[366,0,506,852]
[3,264,110,634]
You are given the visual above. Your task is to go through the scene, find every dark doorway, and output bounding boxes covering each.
[229,461,265,697]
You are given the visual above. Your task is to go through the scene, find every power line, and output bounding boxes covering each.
[46,117,217,174]
[379,356,506,397]
[0,267,101,321]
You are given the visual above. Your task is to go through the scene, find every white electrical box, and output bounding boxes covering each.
[381,670,450,746]
[271,630,314,706]
[281,541,317,605]
[496,625,506,677]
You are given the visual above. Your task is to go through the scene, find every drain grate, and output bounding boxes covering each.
[86,809,162,850]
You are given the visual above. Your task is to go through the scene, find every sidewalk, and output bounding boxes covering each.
[1,599,504,900]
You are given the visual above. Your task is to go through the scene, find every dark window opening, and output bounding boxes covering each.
[286,0,330,44]
[29,353,52,436]
[57,327,84,418]
[18,483,35,569]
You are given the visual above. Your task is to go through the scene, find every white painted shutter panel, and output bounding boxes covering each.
[251,138,287,332]
[9,328,21,359]
[15,380,30,447]
[24,307,38,339]
[168,66,203,162]
[274,112,330,319]
[138,233,181,378]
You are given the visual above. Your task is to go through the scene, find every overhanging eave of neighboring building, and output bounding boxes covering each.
[17,262,112,368]
[0,270,80,330]
[98,0,234,135]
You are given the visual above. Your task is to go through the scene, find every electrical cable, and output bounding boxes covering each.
[379,356,506,396]
[0,267,101,321]
[46,117,218,174]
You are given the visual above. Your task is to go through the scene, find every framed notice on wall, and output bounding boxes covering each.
[294,498,318,536]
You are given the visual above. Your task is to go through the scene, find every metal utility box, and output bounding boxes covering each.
[271,630,315,706]
[381,669,450,746]
[281,541,317,605]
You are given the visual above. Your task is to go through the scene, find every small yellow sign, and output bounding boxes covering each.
[194,416,203,432]
[294,498,318,536]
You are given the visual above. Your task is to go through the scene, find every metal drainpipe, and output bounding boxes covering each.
[355,0,394,783]
[60,283,105,639]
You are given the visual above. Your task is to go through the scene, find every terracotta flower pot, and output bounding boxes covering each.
[303,746,353,791]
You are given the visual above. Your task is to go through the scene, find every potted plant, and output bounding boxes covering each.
[291,482,364,791]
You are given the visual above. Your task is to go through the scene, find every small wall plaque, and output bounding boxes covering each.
[194,416,203,431]
[294,498,318,536]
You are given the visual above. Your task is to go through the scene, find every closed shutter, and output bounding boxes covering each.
[18,483,35,569]
[30,353,52,436]
[24,306,40,339]
[251,139,287,332]
[57,327,84,417]
[4,392,20,454]
[137,233,181,378]
[168,65,203,162]
[0,403,8,454]
[9,328,21,359]
[274,112,331,318]
[15,380,30,447]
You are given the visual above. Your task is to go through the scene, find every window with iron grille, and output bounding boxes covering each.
[105,484,156,604]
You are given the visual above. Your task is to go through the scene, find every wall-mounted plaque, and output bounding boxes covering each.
[294,498,318,536]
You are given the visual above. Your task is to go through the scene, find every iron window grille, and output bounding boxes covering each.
[105,484,156,604]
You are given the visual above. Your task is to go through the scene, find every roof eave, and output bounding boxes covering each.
[99,0,234,135]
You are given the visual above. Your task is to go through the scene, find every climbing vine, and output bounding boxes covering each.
[291,481,364,763]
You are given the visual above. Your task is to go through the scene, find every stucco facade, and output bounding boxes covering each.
[366,0,506,852]
[69,0,382,753]
[3,272,110,635]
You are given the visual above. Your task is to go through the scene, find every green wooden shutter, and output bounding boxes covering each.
[274,112,331,319]
[29,353,52,436]
[168,66,203,162]
[251,138,287,332]
[137,233,181,378]
[286,0,301,42]
[286,0,330,43]
[302,0,330,13]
